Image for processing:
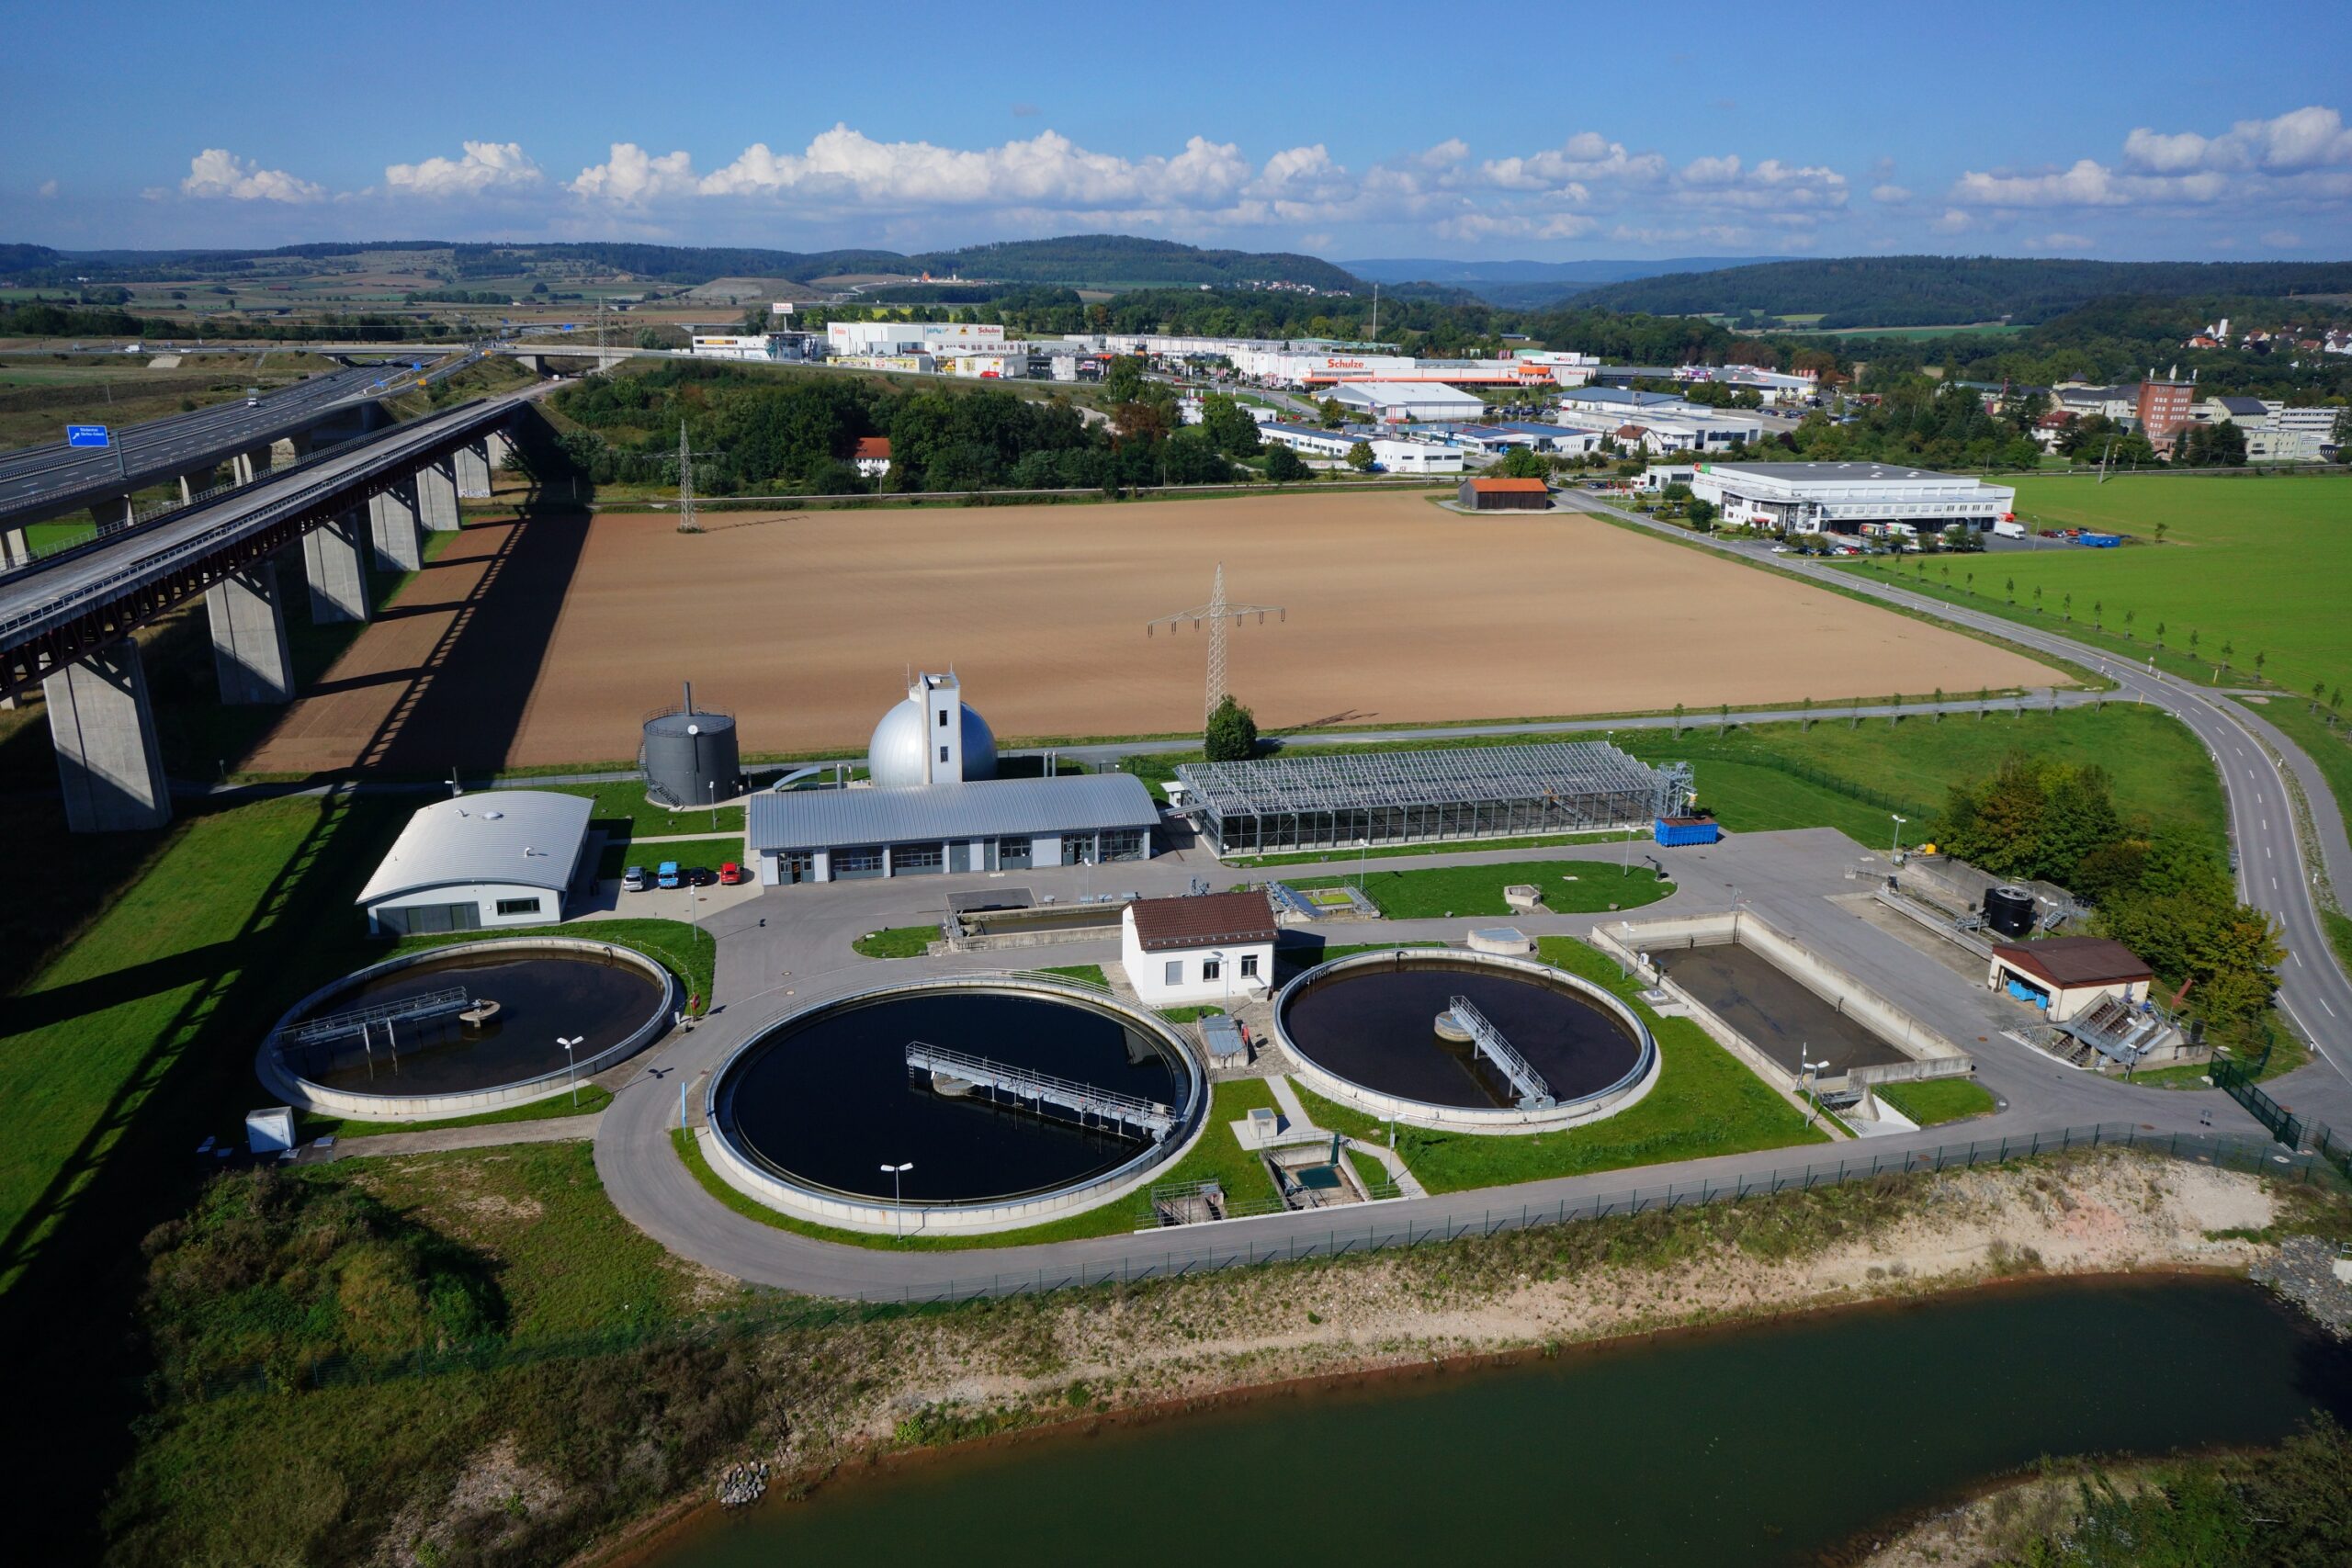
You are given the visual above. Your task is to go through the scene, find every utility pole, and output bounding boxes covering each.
[1147,562,1286,724]
[675,421,719,534]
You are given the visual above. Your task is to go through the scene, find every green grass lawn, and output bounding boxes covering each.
[854,925,938,958]
[1290,859,1674,919]
[597,834,744,880]
[1159,1005,1227,1023]
[1286,938,1828,1194]
[1622,705,2228,854]
[2252,698,2352,863]
[1038,963,1108,986]
[1844,473,2352,704]
[670,1076,1283,1250]
[536,782,745,840]
[1875,1077,1998,1126]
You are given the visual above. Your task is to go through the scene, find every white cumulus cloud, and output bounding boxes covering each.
[180,148,323,203]
[1479,131,1667,191]
[2123,106,2352,173]
[569,143,701,203]
[690,126,1253,209]
[386,141,542,197]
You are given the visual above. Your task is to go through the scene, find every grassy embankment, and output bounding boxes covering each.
[595,834,745,880]
[1876,1077,1999,1126]
[1288,858,1675,918]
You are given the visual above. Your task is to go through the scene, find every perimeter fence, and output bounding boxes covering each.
[158,1121,2339,1405]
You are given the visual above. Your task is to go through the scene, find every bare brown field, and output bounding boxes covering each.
[245,491,2064,774]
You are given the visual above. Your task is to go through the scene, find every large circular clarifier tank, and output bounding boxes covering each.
[705,975,1204,1235]
[1273,949,1658,1134]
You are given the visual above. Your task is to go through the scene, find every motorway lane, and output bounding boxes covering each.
[0,390,537,646]
[1559,494,2352,1092]
[0,362,447,520]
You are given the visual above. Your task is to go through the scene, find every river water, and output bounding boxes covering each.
[650,1276,2348,1567]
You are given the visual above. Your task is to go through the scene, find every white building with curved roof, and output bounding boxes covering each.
[357,790,594,935]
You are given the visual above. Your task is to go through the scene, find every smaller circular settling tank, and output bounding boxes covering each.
[1274,949,1657,1134]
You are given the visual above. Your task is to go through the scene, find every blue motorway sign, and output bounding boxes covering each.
[560,323,576,333]
[66,423,111,447]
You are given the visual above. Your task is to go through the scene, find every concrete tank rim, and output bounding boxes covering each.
[702,971,1206,1234]
[254,935,679,1122]
[1271,946,1659,1134]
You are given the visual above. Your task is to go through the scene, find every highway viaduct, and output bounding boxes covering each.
[0,389,535,831]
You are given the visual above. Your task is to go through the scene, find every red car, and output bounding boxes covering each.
[718,862,746,886]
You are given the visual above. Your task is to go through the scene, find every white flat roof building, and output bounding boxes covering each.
[1328,381,1487,423]
[1688,461,2018,536]
[358,790,593,936]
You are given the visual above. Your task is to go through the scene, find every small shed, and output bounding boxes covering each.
[245,1106,296,1156]
[1988,937,2154,1023]
[1458,476,1551,511]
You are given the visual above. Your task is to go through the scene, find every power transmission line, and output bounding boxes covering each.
[1147,562,1285,723]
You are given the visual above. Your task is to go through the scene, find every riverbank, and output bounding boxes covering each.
[563,1149,2346,1568]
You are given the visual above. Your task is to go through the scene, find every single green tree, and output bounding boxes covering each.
[1716,701,1729,735]
[1686,498,1717,530]
[2253,650,2267,678]
[1492,446,1551,480]
[1203,694,1260,762]
[1344,440,1376,473]
[1262,443,1307,483]
[1671,701,1686,737]
[1801,695,1815,731]
[2154,520,2169,544]
[1933,685,1946,722]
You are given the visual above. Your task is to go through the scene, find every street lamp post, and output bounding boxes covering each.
[1890,813,1908,858]
[880,1161,914,1239]
[1800,1048,1826,1127]
[560,1034,584,1107]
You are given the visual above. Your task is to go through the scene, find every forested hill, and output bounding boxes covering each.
[1576,256,2352,327]
[0,236,1361,293]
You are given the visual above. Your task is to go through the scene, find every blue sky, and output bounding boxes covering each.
[5,0,2349,262]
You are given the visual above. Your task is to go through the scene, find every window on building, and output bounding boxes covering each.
[1100,828,1147,863]
[893,842,944,874]
[1165,960,1182,986]
[1202,958,1222,982]
[493,896,543,918]
[1240,953,1260,978]
[834,846,885,880]
[939,746,949,764]
[938,707,949,728]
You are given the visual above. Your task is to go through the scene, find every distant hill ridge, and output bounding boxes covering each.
[1573,254,2352,327]
[0,236,1362,293]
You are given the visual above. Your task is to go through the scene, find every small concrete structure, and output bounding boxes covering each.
[204,560,295,705]
[1988,937,2154,1022]
[358,790,594,934]
[301,508,372,624]
[1121,890,1278,1007]
[1466,926,1534,955]
[1502,884,1544,911]
[44,639,171,832]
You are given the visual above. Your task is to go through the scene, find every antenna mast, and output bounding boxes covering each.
[1146,562,1286,723]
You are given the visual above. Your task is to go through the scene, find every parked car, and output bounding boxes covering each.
[657,861,682,889]
[621,865,648,892]
[718,862,746,886]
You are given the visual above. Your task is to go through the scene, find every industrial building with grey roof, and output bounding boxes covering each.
[746,774,1160,884]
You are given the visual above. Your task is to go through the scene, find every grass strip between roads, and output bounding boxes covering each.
[298,1084,613,1142]
[1874,1077,1998,1127]
[1289,858,1674,919]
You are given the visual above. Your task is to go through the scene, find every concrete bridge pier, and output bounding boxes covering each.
[302,509,372,624]
[178,468,215,505]
[2,525,31,569]
[271,431,312,468]
[45,639,172,832]
[93,495,136,535]
[368,479,424,572]
[454,439,492,499]
[205,560,296,705]
[484,428,515,468]
[416,453,462,532]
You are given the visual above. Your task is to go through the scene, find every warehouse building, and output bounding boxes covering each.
[1327,381,1487,423]
[1173,742,1690,857]
[357,791,593,935]
[1687,461,2016,536]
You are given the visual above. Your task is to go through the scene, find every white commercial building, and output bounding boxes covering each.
[1687,461,2018,536]
[1328,381,1487,423]
[827,321,1009,355]
[1119,891,1278,1007]
[1371,436,1464,473]
[357,791,593,936]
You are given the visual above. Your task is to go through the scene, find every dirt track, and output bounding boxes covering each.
[246,491,2063,774]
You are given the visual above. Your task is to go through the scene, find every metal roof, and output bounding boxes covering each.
[1178,742,1668,818]
[1702,461,1984,485]
[1992,937,2154,987]
[747,773,1159,853]
[357,790,593,906]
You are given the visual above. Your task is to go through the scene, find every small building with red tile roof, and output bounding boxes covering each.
[1121,890,1278,1005]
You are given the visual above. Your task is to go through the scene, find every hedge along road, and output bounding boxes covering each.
[1561,493,2352,1116]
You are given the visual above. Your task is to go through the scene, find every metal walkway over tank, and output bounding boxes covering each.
[904,1041,1177,1140]
[282,985,473,1047]
[1446,995,1555,1109]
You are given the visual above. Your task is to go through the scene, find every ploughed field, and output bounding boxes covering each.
[245,491,2063,773]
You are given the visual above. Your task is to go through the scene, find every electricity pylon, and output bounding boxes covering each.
[1147,562,1285,723]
